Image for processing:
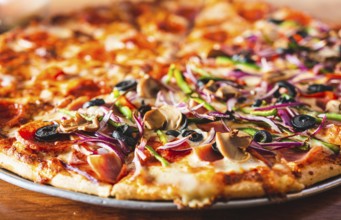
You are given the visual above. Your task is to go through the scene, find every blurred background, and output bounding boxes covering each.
[0,0,340,29]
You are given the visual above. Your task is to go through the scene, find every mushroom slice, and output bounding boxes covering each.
[143,109,166,130]
[87,153,123,184]
[58,113,100,133]
[326,100,341,113]
[143,105,183,130]
[215,85,240,101]
[137,76,162,98]
[215,130,252,161]
[159,105,183,130]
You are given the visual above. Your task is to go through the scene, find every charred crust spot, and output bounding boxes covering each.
[223,170,263,185]
[308,171,314,175]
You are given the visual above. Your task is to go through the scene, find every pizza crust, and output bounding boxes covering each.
[0,151,112,197]
[112,162,304,208]
[298,163,341,187]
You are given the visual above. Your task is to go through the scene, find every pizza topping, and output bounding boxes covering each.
[112,125,138,147]
[137,102,152,117]
[82,98,105,109]
[181,130,204,142]
[273,81,297,98]
[193,144,223,162]
[307,84,334,94]
[34,124,60,142]
[253,130,272,143]
[215,131,251,161]
[87,153,123,184]
[137,76,161,98]
[166,130,180,137]
[143,105,183,130]
[145,145,170,167]
[114,79,137,92]
[291,114,316,131]
[59,112,100,133]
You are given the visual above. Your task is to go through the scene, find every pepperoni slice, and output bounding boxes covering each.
[16,121,71,153]
[0,100,27,127]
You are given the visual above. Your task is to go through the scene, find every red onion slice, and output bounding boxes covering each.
[258,84,279,100]
[277,109,292,127]
[99,109,112,129]
[158,136,190,150]
[260,141,304,150]
[100,106,123,123]
[185,64,198,84]
[202,128,216,145]
[254,102,304,111]
[249,141,275,155]
[133,113,144,136]
[227,98,237,112]
[237,114,281,133]
[311,114,327,136]
[63,163,98,183]
[191,111,215,121]
[220,119,231,132]
[76,137,125,160]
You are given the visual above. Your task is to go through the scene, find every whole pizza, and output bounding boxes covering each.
[0,0,340,209]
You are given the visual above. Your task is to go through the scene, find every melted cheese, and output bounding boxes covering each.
[187,151,266,173]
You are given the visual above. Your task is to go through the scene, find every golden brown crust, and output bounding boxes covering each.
[0,148,112,197]
[0,0,340,209]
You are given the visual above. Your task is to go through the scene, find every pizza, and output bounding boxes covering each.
[0,0,340,209]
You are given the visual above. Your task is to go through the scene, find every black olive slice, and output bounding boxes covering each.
[211,142,223,156]
[138,104,151,117]
[273,81,297,98]
[112,130,137,146]
[223,110,235,121]
[237,96,247,103]
[190,132,203,142]
[254,130,272,143]
[116,124,135,136]
[276,96,295,104]
[35,124,59,142]
[181,130,203,142]
[252,99,262,107]
[307,84,334,94]
[268,18,284,24]
[207,49,229,58]
[196,78,210,87]
[232,50,255,64]
[291,115,316,131]
[166,130,180,137]
[179,114,188,130]
[83,98,105,108]
[296,29,308,38]
[114,80,137,92]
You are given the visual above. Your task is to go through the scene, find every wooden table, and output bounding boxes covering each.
[0,180,341,220]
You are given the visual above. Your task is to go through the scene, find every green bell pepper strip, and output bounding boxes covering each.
[165,64,176,84]
[215,56,260,70]
[117,105,132,120]
[238,127,258,136]
[190,66,210,76]
[113,88,120,98]
[191,97,215,111]
[311,138,340,154]
[324,113,341,122]
[145,145,170,167]
[59,109,76,117]
[240,107,278,117]
[174,68,192,94]
[157,130,168,144]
